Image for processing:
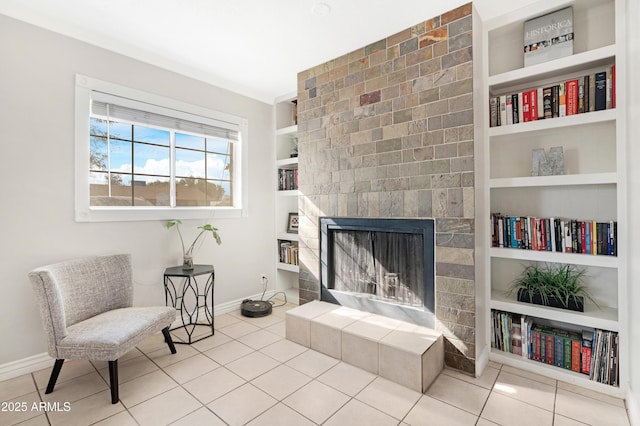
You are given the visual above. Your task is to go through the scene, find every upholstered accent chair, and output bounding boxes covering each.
[28,254,177,404]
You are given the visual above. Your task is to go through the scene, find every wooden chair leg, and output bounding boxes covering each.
[45,359,64,394]
[162,327,177,354]
[108,360,118,404]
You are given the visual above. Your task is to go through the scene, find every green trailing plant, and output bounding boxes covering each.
[508,263,599,310]
[166,220,222,256]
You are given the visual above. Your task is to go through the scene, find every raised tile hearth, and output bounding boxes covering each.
[285,301,443,392]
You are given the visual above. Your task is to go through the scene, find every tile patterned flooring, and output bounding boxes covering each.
[0,301,631,425]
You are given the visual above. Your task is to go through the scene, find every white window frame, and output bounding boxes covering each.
[75,75,249,222]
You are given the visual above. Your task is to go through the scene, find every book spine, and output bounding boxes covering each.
[545,334,554,365]
[571,338,581,372]
[537,88,544,120]
[578,76,585,114]
[563,334,571,369]
[500,95,507,125]
[555,335,564,368]
[518,92,524,124]
[612,64,616,109]
[529,89,538,121]
[522,90,530,122]
[490,97,498,127]
[566,79,579,115]
[582,331,593,375]
[595,71,607,111]
[584,74,590,112]
[543,87,552,119]
[589,73,596,112]
[558,82,566,117]
[606,66,613,110]
[506,96,513,125]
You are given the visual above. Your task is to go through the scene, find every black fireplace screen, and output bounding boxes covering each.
[320,217,435,320]
[332,230,424,307]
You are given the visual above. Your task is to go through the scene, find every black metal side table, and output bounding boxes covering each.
[164,264,215,344]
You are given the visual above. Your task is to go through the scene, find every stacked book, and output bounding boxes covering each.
[278,168,298,191]
[279,240,299,266]
[491,310,619,386]
[489,66,616,127]
[491,214,617,256]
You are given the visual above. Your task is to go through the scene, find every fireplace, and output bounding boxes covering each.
[320,217,435,328]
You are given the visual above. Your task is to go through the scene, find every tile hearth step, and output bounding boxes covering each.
[285,300,443,393]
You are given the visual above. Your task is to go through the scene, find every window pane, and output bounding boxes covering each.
[132,178,170,206]
[89,172,133,206]
[176,178,206,206]
[206,153,231,180]
[134,126,170,146]
[176,133,204,150]
[206,180,231,206]
[109,140,132,173]
[109,122,132,140]
[133,143,170,176]
[175,148,205,178]
[90,136,108,171]
[206,138,231,154]
[90,118,107,136]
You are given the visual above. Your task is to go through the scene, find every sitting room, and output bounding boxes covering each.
[1,0,639,425]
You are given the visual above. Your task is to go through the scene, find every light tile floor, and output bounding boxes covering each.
[0,301,631,426]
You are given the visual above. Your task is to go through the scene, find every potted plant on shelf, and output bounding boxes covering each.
[166,220,222,269]
[508,263,598,312]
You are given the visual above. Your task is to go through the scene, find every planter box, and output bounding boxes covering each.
[517,288,584,312]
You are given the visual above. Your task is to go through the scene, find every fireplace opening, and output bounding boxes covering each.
[320,217,435,328]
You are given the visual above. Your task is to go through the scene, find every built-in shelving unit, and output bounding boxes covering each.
[478,0,626,397]
[274,93,299,304]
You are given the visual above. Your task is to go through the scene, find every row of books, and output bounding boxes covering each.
[490,214,617,256]
[278,168,298,191]
[489,65,615,128]
[279,240,299,266]
[491,310,619,385]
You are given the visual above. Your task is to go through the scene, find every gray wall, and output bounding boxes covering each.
[0,14,274,365]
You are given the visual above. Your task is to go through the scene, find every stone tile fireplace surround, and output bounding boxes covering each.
[296,3,475,373]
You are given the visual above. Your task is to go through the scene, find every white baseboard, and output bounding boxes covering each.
[0,352,53,382]
[627,388,639,426]
[0,291,277,382]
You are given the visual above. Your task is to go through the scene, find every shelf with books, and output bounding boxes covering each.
[490,309,620,394]
[479,0,626,394]
[274,93,300,305]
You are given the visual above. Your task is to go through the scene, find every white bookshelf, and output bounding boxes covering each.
[478,0,626,397]
[274,93,299,305]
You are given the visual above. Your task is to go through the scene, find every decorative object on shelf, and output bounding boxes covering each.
[287,212,299,234]
[531,146,564,176]
[508,263,598,312]
[166,220,222,269]
[524,6,573,67]
[290,137,298,158]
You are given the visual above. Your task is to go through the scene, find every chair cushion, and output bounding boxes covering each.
[56,306,176,361]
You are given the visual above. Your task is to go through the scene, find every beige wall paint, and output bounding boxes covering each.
[0,14,274,365]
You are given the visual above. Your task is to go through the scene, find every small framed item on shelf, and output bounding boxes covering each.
[287,212,299,233]
[524,6,573,67]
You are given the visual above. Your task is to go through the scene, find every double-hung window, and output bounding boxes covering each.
[75,75,248,222]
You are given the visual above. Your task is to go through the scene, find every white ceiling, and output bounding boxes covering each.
[0,0,538,103]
